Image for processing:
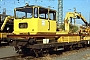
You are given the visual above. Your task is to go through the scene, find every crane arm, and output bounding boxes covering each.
[0,16,13,31]
[64,12,78,32]
[77,14,88,26]
[64,12,88,32]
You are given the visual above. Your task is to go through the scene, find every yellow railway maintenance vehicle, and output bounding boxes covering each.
[3,5,90,57]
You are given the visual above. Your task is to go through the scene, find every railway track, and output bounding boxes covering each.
[0,45,89,60]
[0,55,21,60]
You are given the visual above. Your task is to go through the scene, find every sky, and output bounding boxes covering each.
[0,0,90,24]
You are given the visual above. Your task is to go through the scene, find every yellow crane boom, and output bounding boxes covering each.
[64,12,88,32]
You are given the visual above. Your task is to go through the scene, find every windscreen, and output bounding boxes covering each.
[15,7,33,19]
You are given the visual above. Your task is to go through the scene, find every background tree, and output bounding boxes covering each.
[69,24,78,33]
[59,23,78,33]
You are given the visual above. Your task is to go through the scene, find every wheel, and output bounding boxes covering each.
[38,49,45,57]
[28,38,37,45]
[64,45,70,51]
[15,45,23,54]
[70,45,74,50]
[33,50,39,58]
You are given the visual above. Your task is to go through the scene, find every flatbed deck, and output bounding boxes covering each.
[27,40,89,49]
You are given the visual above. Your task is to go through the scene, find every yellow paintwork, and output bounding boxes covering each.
[56,31,68,34]
[0,33,7,39]
[83,36,90,40]
[57,36,80,43]
[13,18,56,34]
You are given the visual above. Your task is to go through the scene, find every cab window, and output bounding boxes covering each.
[15,7,33,19]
